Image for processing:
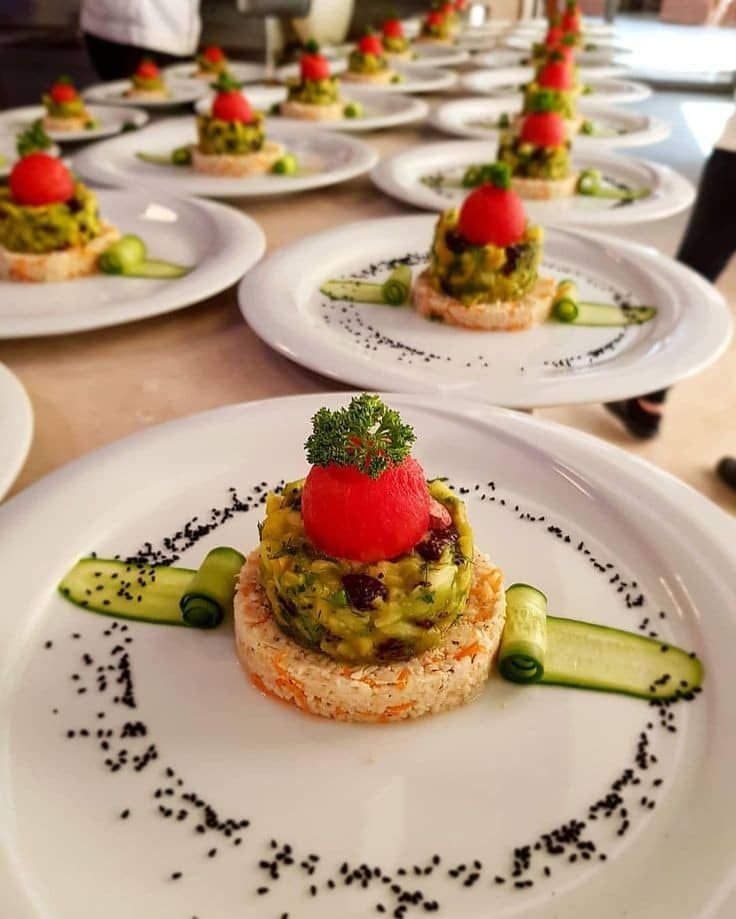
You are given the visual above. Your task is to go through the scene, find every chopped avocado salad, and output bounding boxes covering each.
[0,180,102,254]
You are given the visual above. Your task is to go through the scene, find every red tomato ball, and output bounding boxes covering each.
[9,153,74,206]
[520,110,566,147]
[457,183,526,248]
[212,90,254,123]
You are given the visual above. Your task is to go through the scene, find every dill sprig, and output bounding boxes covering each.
[305,394,416,478]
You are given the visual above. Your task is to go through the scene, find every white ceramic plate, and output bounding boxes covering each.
[459,68,651,104]
[0,363,33,499]
[467,60,628,82]
[0,135,60,178]
[163,60,267,84]
[194,86,429,133]
[513,19,617,38]
[505,35,629,56]
[0,190,265,338]
[430,97,671,148]
[239,215,731,408]
[0,104,149,143]
[1,392,735,919]
[407,43,471,67]
[471,48,531,69]
[370,141,694,226]
[72,117,378,198]
[276,58,457,94]
[83,78,208,108]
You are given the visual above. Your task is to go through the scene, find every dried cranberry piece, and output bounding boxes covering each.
[415,526,459,562]
[445,230,470,254]
[342,573,388,611]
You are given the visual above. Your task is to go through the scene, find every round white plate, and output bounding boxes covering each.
[459,67,651,104]
[471,48,530,69]
[370,141,694,226]
[503,37,627,67]
[72,117,378,199]
[468,61,628,81]
[0,363,33,499]
[0,190,265,338]
[345,63,459,94]
[194,86,429,133]
[513,19,617,38]
[239,215,730,408]
[408,43,471,67]
[1,392,735,919]
[0,104,149,143]
[163,60,267,84]
[0,135,60,178]
[505,34,628,54]
[83,78,208,108]
[431,97,671,148]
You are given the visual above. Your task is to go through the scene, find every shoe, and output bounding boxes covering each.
[604,395,664,440]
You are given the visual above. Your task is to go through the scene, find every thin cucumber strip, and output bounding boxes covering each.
[381,265,412,306]
[180,547,246,628]
[498,584,548,683]
[581,186,651,201]
[58,558,195,626]
[554,302,657,326]
[123,259,190,279]
[320,280,388,303]
[136,151,173,165]
[542,616,703,701]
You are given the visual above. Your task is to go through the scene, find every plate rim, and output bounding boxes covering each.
[0,363,33,500]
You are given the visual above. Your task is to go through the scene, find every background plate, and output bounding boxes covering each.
[1,393,735,919]
[0,104,149,142]
[0,362,33,499]
[163,60,267,84]
[83,79,208,108]
[72,117,378,198]
[0,191,265,338]
[239,215,731,408]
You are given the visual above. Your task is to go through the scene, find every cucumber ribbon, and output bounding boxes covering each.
[551,279,656,327]
[499,583,704,701]
[577,168,650,201]
[320,264,413,306]
[179,547,246,628]
[98,234,190,279]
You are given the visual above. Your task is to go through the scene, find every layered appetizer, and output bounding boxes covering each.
[524,55,582,135]
[0,152,119,282]
[124,58,171,100]
[194,74,283,176]
[413,164,555,330]
[498,96,578,200]
[194,44,229,78]
[343,33,398,85]
[42,76,95,132]
[234,393,506,722]
[281,44,345,121]
[416,10,454,45]
[381,17,413,60]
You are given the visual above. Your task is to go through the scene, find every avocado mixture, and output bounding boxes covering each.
[498,133,572,180]
[259,479,474,663]
[131,74,166,92]
[428,208,542,305]
[196,112,265,154]
[42,95,89,120]
[347,50,390,75]
[0,180,103,254]
[420,20,452,40]
[523,83,578,120]
[286,77,341,106]
[384,35,411,54]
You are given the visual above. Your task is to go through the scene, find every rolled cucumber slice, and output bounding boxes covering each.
[58,558,195,626]
[180,546,245,628]
[500,584,703,700]
[320,280,387,303]
[552,301,657,326]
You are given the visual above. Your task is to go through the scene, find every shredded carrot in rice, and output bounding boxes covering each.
[454,641,481,661]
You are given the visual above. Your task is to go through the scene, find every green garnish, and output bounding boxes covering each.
[580,120,595,136]
[551,278,656,326]
[305,393,416,478]
[344,101,364,119]
[211,70,243,93]
[498,112,511,129]
[16,119,53,157]
[527,89,557,114]
[179,547,246,628]
[577,168,650,201]
[320,265,413,308]
[98,234,190,279]
[272,153,298,175]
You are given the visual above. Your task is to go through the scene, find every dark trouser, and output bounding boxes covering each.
[83,32,187,81]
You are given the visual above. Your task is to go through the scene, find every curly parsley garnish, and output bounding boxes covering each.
[16,120,53,158]
[305,394,416,478]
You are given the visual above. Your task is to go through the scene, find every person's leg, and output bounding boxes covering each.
[83,33,186,81]
[606,148,736,439]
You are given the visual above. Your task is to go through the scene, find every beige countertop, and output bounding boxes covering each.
[1,96,734,510]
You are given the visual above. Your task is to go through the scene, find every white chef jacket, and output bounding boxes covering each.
[80,0,202,56]
[717,110,736,152]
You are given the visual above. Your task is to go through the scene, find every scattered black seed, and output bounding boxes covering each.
[120,809,130,819]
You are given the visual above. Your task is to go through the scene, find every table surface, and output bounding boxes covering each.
[1,82,734,510]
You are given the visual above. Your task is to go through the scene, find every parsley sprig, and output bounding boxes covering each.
[305,394,416,479]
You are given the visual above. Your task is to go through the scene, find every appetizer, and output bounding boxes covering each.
[524,55,582,135]
[343,33,397,85]
[194,44,229,78]
[281,44,345,121]
[124,58,170,100]
[498,96,578,200]
[234,394,506,722]
[413,164,555,330]
[0,152,120,282]
[561,0,583,38]
[416,10,454,45]
[381,17,413,60]
[42,76,95,132]
[194,74,284,177]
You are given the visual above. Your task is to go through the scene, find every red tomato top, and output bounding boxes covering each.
[538,59,573,91]
[302,457,431,563]
[382,18,404,39]
[300,51,331,82]
[212,90,254,123]
[203,45,226,63]
[561,8,582,32]
[358,34,384,56]
[457,179,526,248]
[520,110,566,147]
[50,81,78,104]
[425,10,446,27]
[9,153,75,206]
[545,25,563,47]
[136,58,160,79]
